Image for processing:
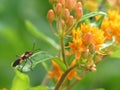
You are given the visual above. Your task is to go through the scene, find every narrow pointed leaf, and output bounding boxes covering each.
[80,11,107,22]
[96,15,105,28]
[101,37,115,50]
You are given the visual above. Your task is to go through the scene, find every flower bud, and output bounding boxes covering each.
[76,2,82,9]
[55,3,62,15]
[62,8,70,21]
[66,15,74,27]
[65,0,76,10]
[47,9,55,23]
[59,0,65,6]
[75,7,83,20]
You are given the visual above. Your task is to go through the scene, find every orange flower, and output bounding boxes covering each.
[48,61,63,80]
[81,23,105,51]
[67,60,81,80]
[101,10,120,42]
[68,29,85,59]
[68,23,105,58]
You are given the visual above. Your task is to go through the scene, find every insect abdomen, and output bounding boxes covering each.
[12,59,20,67]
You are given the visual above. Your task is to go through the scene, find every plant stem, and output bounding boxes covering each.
[54,65,77,90]
[60,34,68,67]
[41,75,49,86]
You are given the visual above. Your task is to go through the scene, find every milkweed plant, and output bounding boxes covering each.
[10,0,120,90]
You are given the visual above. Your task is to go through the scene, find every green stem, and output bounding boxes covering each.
[54,65,77,90]
[60,34,68,67]
[57,16,68,67]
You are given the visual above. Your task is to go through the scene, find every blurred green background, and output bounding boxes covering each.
[0,0,120,90]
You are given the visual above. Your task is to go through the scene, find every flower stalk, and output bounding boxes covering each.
[54,64,77,90]
[60,32,68,67]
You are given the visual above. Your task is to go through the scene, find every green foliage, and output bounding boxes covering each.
[101,37,115,50]
[25,20,59,50]
[53,57,67,72]
[79,11,107,22]
[11,70,30,90]
[96,15,105,28]
[11,70,47,90]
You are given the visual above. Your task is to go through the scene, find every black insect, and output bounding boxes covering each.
[12,51,33,67]
[12,43,37,71]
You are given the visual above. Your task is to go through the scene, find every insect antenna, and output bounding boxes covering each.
[32,41,35,52]
[32,41,40,53]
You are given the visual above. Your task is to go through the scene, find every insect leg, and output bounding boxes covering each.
[20,59,27,72]
[28,58,33,70]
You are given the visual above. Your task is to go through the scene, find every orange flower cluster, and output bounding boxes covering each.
[49,23,106,80]
[47,0,120,83]
[68,23,105,60]
[47,0,83,81]
[101,10,120,42]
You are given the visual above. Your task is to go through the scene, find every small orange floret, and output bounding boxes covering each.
[69,29,85,59]
[67,60,81,80]
[48,60,63,80]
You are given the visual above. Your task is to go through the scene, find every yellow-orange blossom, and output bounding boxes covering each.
[101,10,120,42]
[68,23,105,59]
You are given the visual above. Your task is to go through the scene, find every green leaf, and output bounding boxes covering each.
[25,20,59,50]
[31,51,53,66]
[80,11,107,22]
[101,37,115,50]
[15,51,53,72]
[53,57,67,71]
[96,15,105,28]
[30,86,47,90]
[11,69,30,90]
